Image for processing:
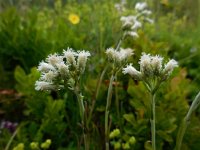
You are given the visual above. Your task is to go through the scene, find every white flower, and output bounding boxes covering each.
[115,4,125,12]
[151,55,163,74]
[142,10,152,15]
[77,50,91,73]
[145,18,154,24]
[120,16,136,27]
[63,48,76,66]
[36,48,91,91]
[35,81,57,91]
[119,48,134,61]
[126,31,139,38]
[135,2,147,11]
[106,48,118,61]
[46,53,63,66]
[123,64,142,80]
[163,59,178,75]
[38,61,56,72]
[131,20,142,30]
[41,71,58,82]
[57,62,69,77]
[139,53,152,76]
[106,47,133,63]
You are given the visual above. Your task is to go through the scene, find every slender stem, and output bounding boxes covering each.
[74,89,89,150]
[105,75,115,150]
[115,32,126,51]
[87,65,108,126]
[114,74,120,123]
[5,127,19,150]
[150,93,156,150]
[175,91,200,150]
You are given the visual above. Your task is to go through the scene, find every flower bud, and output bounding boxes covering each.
[122,142,130,149]
[30,142,39,149]
[114,142,121,149]
[122,64,142,80]
[109,128,120,139]
[77,51,91,73]
[129,136,136,145]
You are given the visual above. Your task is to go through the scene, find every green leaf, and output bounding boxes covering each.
[157,130,173,142]
[14,66,26,84]
[123,113,135,125]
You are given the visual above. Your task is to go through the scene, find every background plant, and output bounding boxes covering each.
[1,0,200,150]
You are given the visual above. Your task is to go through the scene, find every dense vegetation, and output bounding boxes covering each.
[0,0,200,149]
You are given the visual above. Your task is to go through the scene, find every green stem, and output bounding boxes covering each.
[114,74,120,124]
[74,89,89,150]
[105,74,115,150]
[87,65,108,126]
[175,91,200,150]
[5,127,19,150]
[115,32,126,51]
[150,93,156,150]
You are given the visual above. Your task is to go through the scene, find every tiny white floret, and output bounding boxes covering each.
[38,61,56,72]
[163,59,178,75]
[123,64,142,80]
[135,2,147,11]
[35,81,56,91]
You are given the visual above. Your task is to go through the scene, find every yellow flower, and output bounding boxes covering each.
[68,13,80,24]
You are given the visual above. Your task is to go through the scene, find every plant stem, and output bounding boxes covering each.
[5,127,19,150]
[150,93,156,150]
[87,65,108,126]
[114,74,120,124]
[74,89,89,150]
[105,74,115,150]
[175,91,200,150]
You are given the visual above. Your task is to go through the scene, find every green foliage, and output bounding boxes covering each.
[121,68,200,150]
[0,0,200,149]
[12,66,68,149]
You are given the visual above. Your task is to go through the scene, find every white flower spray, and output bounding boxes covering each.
[35,47,90,150]
[123,53,178,150]
[104,2,154,150]
[104,46,134,150]
[120,2,154,39]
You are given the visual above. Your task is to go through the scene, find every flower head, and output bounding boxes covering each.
[35,48,90,91]
[41,71,58,82]
[57,62,69,77]
[151,55,163,75]
[63,48,77,66]
[120,16,136,28]
[135,2,147,11]
[35,81,57,91]
[46,53,63,67]
[119,48,134,61]
[122,64,142,80]
[68,13,80,24]
[38,61,56,72]
[126,31,139,38]
[106,47,133,63]
[131,20,142,30]
[139,53,152,76]
[77,50,91,73]
[123,52,178,92]
[163,59,178,75]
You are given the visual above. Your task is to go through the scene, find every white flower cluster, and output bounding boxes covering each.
[105,47,133,64]
[123,53,178,81]
[120,2,153,38]
[115,0,127,13]
[35,48,91,91]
